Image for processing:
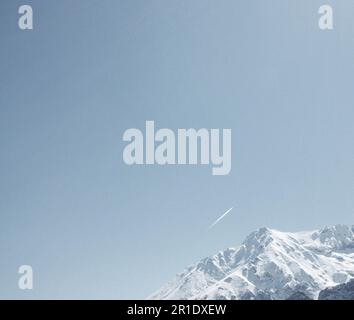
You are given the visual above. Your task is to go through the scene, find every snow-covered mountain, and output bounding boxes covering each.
[148,225,354,300]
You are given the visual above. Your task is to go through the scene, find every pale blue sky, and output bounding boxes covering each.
[0,0,353,299]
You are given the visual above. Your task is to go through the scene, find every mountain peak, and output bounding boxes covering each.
[240,227,282,256]
[312,224,354,250]
[243,227,275,244]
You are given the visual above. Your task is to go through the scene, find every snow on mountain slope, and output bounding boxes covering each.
[148,225,354,300]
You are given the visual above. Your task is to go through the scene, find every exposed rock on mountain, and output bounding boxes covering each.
[319,279,354,300]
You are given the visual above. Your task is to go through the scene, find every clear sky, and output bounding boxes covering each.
[0,0,353,299]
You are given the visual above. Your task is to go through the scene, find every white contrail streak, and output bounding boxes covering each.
[208,207,233,230]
